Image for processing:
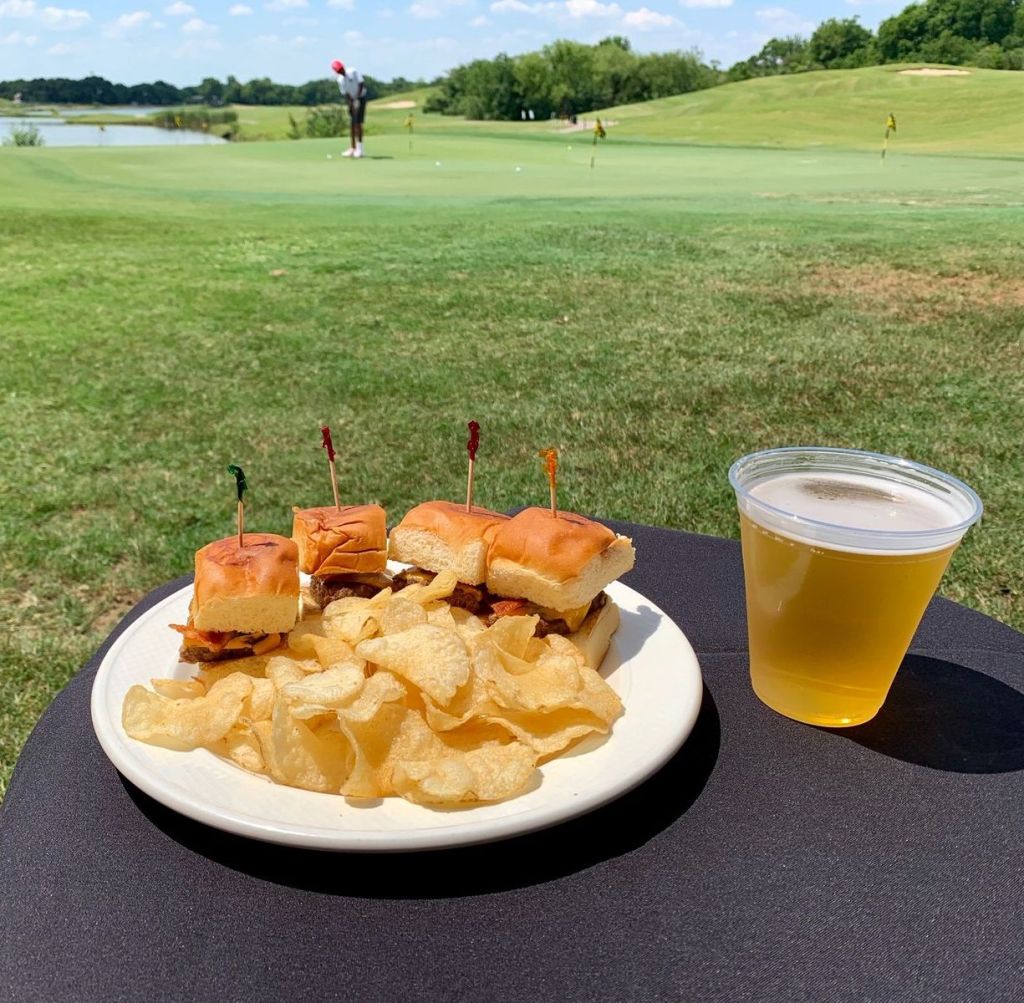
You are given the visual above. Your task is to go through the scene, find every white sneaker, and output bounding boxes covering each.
[341,148,355,158]
[353,149,364,159]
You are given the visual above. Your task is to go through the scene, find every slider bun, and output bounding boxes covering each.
[292,504,387,577]
[486,507,635,611]
[567,598,621,670]
[192,533,299,635]
[388,501,510,586]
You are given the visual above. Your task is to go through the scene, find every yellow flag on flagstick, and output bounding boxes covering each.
[882,111,896,161]
[591,117,607,169]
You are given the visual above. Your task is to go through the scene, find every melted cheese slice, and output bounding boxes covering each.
[535,601,592,633]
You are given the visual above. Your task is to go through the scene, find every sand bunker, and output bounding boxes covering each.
[898,67,971,76]
[376,100,416,109]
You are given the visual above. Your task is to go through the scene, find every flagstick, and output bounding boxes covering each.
[591,130,596,170]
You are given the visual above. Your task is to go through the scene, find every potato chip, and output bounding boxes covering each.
[425,604,457,631]
[420,672,495,732]
[265,656,311,690]
[310,635,362,671]
[196,655,268,690]
[449,605,487,644]
[322,594,385,645]
[357,625,470,705]
[219,725,265,774]
[413,570,458,605]
[391,741,536,805]
[243,676,276,723]
[338,695,415,797]
[260,702,353,793]
[151,678,205,700]
[484,614,539,660]
[287,616,327,657]
[280,664,366,719]
[483,707,609,761]
[473,643,582,713]
[380,595,427,636]
[122,673,252,751]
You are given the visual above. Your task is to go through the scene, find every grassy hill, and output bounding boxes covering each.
[599,65,1024,155]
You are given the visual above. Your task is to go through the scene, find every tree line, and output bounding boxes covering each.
[0,73,429,107]
[2,0,1022,116]
[730,0,1024,79]
[424,37,716,120]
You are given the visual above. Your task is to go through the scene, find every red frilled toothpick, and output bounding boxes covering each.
[465,420,480,512]
[320,422,341,511]
[538,447,558,517]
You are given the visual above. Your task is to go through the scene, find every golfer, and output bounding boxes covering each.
[331,59,366,158]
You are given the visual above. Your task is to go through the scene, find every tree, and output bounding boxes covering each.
[808,17,876,67]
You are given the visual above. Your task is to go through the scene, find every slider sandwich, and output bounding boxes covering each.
[387,500,510,612]
[172,533,300,663]
[485,507,636,668]
[292,504,391,608]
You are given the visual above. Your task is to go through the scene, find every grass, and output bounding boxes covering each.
[1,124,1022,800]
[600,65,1024,154]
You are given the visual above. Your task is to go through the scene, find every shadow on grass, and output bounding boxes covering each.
[123,682,720,899]
[825,654,1024,774]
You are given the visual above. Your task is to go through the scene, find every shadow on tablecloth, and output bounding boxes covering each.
[120,682,721,899]
[825,654,1024,774]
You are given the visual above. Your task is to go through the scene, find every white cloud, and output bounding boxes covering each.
[326,0,353,7]
[181,15,216,31]
[623,6,674,27]
[0,0,35,15]
[471,13,488,24]
[47,37,83,50]
[0,28,37,41]
[105,9,153,36]
[39,4,89,28]
[228,3,252,12]
[163,1,194,13]
[263,0,306,9]
[565,0,620,15]
[754,6,814,34]
[343,27,362,39]
[679,0,730,6]
[409,1,440,15]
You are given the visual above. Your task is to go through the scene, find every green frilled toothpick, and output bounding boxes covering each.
[227,464,247,546]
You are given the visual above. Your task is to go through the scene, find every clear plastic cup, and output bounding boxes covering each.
[729,447,982,727]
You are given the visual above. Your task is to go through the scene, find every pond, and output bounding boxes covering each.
[0,116,226,147]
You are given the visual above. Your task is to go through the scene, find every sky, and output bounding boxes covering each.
[0,0,909,87]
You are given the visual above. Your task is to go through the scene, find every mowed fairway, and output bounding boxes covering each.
[2,129,1023,796]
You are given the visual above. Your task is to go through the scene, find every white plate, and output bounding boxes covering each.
[91,576,703,852]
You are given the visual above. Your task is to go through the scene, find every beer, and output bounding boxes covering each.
[730,451,982,727]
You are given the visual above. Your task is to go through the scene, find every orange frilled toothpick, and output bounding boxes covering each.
[319,422,341,511]
[538,447,558,517]
[465,420,480,512]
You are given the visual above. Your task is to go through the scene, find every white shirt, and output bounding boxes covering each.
[337,68,363,101]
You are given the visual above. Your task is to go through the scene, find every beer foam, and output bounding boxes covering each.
[746,471,968,552]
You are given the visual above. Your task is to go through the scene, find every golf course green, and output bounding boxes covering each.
[1,67,1022,797]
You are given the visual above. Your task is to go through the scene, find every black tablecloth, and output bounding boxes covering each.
[3,522,1024,1003]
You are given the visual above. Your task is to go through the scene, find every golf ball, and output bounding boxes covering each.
[326,154,333,160]
[435,161,442,167]
[515,166,521,172]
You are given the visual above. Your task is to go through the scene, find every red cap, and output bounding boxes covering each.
[331,59,344,74]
